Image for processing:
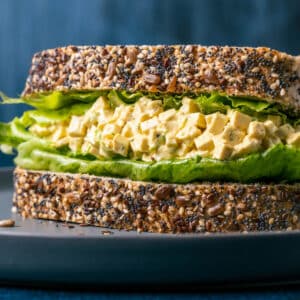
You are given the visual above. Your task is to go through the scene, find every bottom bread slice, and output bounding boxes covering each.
[13,168,300,233]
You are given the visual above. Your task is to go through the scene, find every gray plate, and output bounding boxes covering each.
[1,168,300,289]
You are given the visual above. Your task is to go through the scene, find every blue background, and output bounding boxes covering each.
[1,0,300,167]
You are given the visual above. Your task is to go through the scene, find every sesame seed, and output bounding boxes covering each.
[280,88,286,96]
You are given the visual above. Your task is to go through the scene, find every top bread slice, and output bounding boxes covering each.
[22,45,300,115]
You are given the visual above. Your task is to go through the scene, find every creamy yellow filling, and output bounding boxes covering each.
[30,96,300,161]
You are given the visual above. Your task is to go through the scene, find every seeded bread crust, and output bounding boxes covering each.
[13,168,300,233]
[22,45,300,115]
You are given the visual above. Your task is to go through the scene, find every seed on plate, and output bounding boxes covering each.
[101,230,114,236]
[0,219,15,227]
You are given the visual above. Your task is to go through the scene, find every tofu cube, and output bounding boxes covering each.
[138,97,152,107]
[79,141,90,154]
[175,115,187,130]
[197,150,211,158]
[136,98,162,118]
[267,115,282,127]
[67,116,86,137]
[51,125,67,143]
[140,117,159,132]
[176,142,192,157]
[164,120,179,133]
[179,97,199,114]
[130,135,149,152]
[165,133,178,147]
[98,145,111,158]
[176,125,201,141]
[233,137,261,157]
[276,124,295,140]
[207,112,229,135]
[158,109,176,122]
[30,124,54,137]
[142,154,154,162]
[287,132,300,147]
[247,121,266,139]
[186,113,206,128]
[115,119,126,128]
[102,124,121,138]
[82,110,98,125]
[98,110,113,126]
[112,134,129,156]
[69,137,83,153]
[54,137,69,147]
[147,130,161,150]
[85,125,99,145]
[221,126,245,145]
[101,137,113,151]
[262,136,282,148]
[91,96,110,111]
[113,106,133,121]
[154,145,175,160]
[205,114,213,126]
[230,111,251,131]
[213,142,233,160]
[186,150,210,158]
[264,120,278,135]
[81,142,99,157]
[146,100,163,117]
[136,113,151,123]
[121,122,136,138]
[194,133,215,151]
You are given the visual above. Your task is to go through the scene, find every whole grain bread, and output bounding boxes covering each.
[22,45,300,115]
[13,168,300,233]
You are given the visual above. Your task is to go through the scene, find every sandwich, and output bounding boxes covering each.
[1,45,300,233]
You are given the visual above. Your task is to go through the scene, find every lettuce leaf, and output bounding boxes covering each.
[19,102,93,126]
[2,89,299,124]
[1,89,293,118]
[107,90,143,106]
[0,118,33,147]
[1,91,103,110]
[13,139,300,183]
[0,122,21,148]
[194,93,228,114]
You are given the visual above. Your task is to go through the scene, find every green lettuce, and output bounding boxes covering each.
[13,139,300,183]
[107,90,144,107]
[0,91,103,110]
[0,119,33,147]
[19,102,93,126]
[107,91,274,115]
[0,89,290,115]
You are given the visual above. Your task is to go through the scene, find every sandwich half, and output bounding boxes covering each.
[1,45,300,233]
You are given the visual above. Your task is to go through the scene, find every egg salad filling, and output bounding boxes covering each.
[30,96,300,162]
[1,90,300,183]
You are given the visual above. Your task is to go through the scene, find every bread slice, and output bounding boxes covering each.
[22,45,300,115]
[13,168,300,233]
